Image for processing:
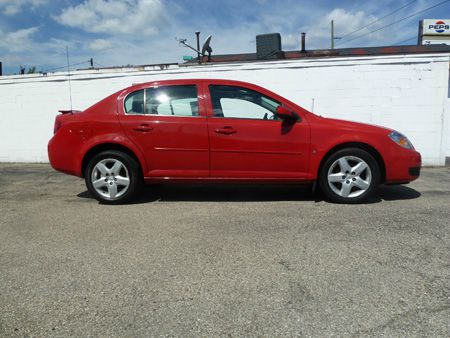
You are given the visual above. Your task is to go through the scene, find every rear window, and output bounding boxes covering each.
[124,90,144,114]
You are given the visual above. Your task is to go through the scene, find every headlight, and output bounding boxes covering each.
[388,131,414,149]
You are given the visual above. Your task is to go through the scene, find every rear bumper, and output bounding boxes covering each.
[48,132,83,177]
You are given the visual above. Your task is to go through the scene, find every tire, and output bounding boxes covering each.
[85,150,142,204]
[319,148,380,204]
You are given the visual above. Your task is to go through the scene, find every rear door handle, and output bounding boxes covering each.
[215,126,236,135]
[133,124,153,132]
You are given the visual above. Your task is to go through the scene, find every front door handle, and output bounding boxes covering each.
[215,126,236,135]
[132,124,153,132]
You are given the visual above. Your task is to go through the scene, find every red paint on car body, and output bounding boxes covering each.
[48,79,421,185]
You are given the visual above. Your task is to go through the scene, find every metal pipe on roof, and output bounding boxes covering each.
[195,31,201,64]
[301,33,306,53]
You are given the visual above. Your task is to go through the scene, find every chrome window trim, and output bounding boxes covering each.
[210,115,281,121]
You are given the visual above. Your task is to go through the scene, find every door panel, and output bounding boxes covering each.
[207,85,311,179]
[208,118,310,178]
[118,85,209,178]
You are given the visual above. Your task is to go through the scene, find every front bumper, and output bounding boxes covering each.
[385,149,421,184]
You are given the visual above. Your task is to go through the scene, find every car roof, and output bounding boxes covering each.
[126,78,258,91]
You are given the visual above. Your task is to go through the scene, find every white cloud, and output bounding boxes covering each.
[0,0,48,15]
[54,0,166,36]
[0,26,40,52]
[326,8,383,45]
[282,34,301,50]
[0,29,86,72]
[89,38,113,51]
[290,8,384,50]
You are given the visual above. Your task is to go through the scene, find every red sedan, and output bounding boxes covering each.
[48,79,421,204]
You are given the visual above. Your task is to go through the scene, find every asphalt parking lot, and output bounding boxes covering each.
[0,164,449,337]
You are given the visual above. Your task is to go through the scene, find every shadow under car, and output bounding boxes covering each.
[77,183,421,204]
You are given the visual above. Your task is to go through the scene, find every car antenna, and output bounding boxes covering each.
[66,45,73,113]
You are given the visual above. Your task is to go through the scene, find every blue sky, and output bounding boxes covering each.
[0,0,449,74]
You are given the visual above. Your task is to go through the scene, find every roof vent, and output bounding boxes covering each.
[256,33,283,59]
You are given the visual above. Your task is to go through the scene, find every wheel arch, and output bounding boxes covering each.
[81,143,144,178]
[317,142,386,183]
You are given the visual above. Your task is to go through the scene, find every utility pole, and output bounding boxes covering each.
[331,20,341,49]
[331,20,335,49]
[66,45,73,111]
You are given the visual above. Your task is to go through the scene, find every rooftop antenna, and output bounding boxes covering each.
[176,32,213,63]
[66,45,73,111]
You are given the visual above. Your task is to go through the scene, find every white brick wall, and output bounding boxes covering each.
[0,53,449,165]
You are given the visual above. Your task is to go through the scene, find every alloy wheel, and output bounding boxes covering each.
[327,156,372,198]
[90,158,130,200]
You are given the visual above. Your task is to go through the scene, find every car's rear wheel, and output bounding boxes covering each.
[319,148,380,203]
[85,150,141,204]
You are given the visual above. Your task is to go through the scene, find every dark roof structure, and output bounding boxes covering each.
[187,44,450,65]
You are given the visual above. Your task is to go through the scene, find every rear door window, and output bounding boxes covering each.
[146,85,198,116]
[124,85,199,116]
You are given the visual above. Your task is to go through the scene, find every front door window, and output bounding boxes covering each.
[209,85,280,120]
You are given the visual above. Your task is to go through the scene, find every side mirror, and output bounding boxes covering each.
[276,105,299,121]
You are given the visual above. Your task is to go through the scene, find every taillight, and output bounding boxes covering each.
[54,117,62,134]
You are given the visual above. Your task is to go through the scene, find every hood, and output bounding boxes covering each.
[320,116,393,134]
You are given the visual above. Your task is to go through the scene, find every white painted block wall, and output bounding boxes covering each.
[0,53,449,165]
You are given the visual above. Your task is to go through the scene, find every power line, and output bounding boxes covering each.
[339,0,417,41]
[395,35,418,45]
[338,0,450,46]
[42,60,91,73]
[339,0,450,45]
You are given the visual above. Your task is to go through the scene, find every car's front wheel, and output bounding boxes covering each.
[85,150,141,204]
[319,148,380,203]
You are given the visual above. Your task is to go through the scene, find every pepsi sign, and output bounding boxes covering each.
[429,20,449,33]
[422,19,450,36]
